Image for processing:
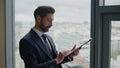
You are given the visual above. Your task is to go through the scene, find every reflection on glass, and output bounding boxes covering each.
[15,0,91,68]
[111,21,120,68]
[105,0,120,6]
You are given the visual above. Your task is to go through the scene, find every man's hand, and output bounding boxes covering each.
[70,45,80,58]
[55,50,70,64]
[55,45,80,64]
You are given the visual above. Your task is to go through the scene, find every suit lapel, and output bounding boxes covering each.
[45,35,58,57]
[30,29,52,59]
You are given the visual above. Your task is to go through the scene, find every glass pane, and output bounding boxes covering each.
[111,21,120,68]
[105,0,120,6]
[15,0,91,68]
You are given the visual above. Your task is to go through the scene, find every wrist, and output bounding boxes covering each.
[69,55,73,58]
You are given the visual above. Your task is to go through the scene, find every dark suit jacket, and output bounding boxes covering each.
[19,29,73,68]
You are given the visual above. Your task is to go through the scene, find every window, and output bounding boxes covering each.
[105,0,120,6]
[15,0,91,68]
[99,0,120,6]
[111,21,120,68]
[91,0,120,68]
[5,0,120,68]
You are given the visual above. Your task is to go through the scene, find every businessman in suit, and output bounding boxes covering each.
[19,6,79,68]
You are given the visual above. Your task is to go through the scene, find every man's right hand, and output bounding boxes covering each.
[55,50,70,64]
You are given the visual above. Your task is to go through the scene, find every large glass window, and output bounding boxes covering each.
[111,21,120,68]
[15,0,91,68]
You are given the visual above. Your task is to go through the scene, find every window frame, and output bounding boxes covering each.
[6,0,15,68]
[102,14,120,68]
[91,0,120,68]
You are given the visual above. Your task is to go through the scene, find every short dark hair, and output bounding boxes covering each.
[34,6,55,21]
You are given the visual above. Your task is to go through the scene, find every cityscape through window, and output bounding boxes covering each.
[15,0,91,68]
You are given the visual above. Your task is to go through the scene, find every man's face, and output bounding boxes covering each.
[36,13,54,32]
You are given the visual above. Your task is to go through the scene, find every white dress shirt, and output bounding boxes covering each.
[32,27,52,50]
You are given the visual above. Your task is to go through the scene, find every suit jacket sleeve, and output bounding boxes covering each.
[61,56,73,64]
[19,39,58,68]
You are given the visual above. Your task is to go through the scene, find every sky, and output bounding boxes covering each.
[15,0,91,23]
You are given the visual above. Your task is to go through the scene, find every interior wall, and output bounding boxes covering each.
[0,0,6,68]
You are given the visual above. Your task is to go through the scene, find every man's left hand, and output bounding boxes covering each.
[69,45,80,58]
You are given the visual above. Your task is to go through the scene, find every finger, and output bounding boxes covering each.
[63,50,70,56]
[75,50,79,55]
[61,51,67,57]
[73,50,79,56]
[71,44,76,51]
[58,52,62,57]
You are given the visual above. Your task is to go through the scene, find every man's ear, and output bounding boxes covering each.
[36,15,41,22]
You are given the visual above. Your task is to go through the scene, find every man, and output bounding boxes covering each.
[19,6,79,68]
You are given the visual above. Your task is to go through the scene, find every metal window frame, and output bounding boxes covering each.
[6,0,15,68]
[102,14,120,68]
[91,0,120,68]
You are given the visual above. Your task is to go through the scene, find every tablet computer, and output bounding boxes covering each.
[66,38,92,57]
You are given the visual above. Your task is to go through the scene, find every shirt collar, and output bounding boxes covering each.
[32,27,44,37]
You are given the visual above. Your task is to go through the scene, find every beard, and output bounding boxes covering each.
[39,20,52,32]
[40,25,50,32]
